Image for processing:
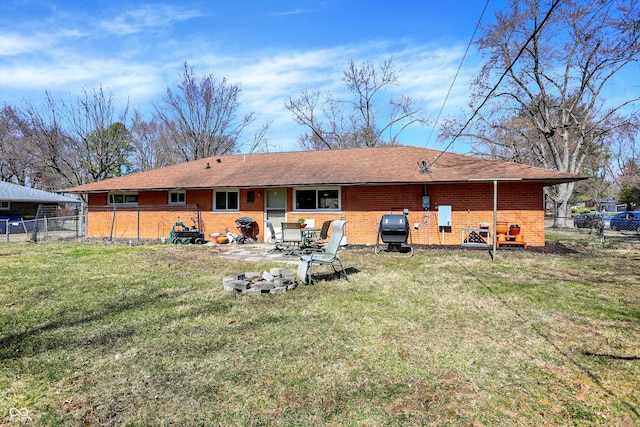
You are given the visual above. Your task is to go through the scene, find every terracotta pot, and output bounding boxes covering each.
[509,225,521,236]
[300,223,307,228]
[217,236,229,244]
[497,233,506,242]
[496,222,509,235]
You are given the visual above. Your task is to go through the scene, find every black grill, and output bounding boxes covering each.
[235,217,259,243]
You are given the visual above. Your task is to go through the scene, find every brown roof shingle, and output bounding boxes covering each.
[62,146,586,193]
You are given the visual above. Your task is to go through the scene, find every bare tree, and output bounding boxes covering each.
[129,110,175,172]
[441,0,640,226]
[21,87,133,190]
[21,93,86,191]
[0,105,38,186]
[154,62,261,162]
[285,58,425,150]
[613,126,640,208]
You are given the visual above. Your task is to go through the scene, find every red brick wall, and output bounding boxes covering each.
[422,182,544,246]
[86,183,546,246]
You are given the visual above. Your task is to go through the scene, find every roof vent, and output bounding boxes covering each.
[205,162,211,169]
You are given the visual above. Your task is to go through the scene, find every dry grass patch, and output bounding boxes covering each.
[0,231,638,425]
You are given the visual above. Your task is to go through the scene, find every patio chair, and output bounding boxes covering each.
[304,220,332,250]
[266,220,284,252]
[281,222,304,256]
[297,220,348,285]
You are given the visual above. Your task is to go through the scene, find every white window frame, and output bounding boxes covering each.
[108,192,139,205]
[168,190,186,205]
[294,187,341,212]
[0,200,9,210]
[213,189,240,211]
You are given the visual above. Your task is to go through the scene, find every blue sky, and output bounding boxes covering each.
[0,0,510,152]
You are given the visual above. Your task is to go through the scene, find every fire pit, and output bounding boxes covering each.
[223,268,298,294]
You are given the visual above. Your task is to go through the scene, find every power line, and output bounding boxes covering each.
[425,0,563,170]
[422,0,491,150]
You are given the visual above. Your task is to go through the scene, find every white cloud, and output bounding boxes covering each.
[0,32,55,55]
[271,8,313,17]
[99,4,206,35]
[0,7,477,151]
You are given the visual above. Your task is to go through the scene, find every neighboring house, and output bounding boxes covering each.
[63,146,586,247]
[0,181,80,219]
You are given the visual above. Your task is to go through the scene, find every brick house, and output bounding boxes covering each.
[63,146,585,247]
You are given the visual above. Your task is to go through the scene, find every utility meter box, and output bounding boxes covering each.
[422,196,430,209]
[438,205,452,227]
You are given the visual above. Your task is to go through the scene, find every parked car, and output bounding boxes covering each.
[609,211,640,232]
[0,216,28,234]
[601,212,616,229]
[573,212,603,229]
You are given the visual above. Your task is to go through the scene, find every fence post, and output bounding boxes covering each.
[4,220,8,243]
[109,205,116,241]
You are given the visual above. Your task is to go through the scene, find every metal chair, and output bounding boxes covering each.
[281,222,304,256]
[266,220,284,252]
[304,220,332,250]
[298,220,348,285]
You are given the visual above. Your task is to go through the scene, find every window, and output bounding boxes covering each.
[214,190,239,211]
[169,190,186,205]
[108,192,138,205]
[295,187,340,211]
[0,200,9,210]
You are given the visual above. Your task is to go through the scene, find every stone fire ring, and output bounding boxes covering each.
[223,268,298,295]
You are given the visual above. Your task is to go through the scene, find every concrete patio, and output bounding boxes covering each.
[216,242,301,265]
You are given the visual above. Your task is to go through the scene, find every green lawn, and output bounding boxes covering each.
[1,229,639,426]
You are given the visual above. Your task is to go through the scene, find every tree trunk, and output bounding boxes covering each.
[551,182,573,227]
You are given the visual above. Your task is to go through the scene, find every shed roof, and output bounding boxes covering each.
[1,181,80,203]
[62,146,587,193]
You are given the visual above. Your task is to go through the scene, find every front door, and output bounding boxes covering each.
[265,189,287,239]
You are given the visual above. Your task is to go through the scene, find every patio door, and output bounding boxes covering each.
[265,189,287,238]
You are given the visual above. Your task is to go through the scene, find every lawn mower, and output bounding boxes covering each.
[169,218,205,244]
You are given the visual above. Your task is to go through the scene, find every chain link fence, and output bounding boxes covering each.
[0,215,86,243]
